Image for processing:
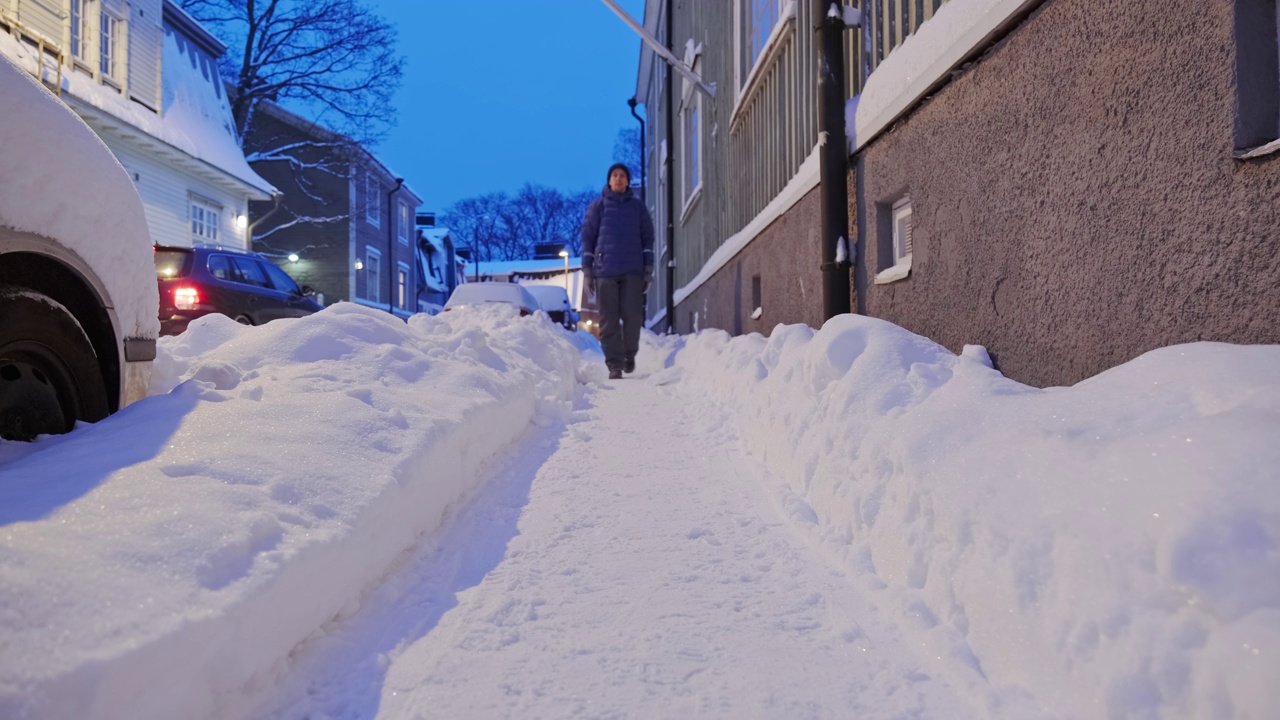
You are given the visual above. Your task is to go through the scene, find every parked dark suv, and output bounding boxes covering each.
[155,245,322,336]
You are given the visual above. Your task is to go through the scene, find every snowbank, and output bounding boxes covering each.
[650,317,1280,719]
[0,304,583,720]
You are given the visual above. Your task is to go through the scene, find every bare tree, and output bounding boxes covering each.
[178,0,404,146]
[443,185,597,263]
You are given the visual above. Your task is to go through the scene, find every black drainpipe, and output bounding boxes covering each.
[663,0,676,333]
[815,0,851,320]
[627,97,646,204]
[387,177,404,314]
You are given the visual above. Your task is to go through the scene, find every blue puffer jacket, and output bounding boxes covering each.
[580,186,655,278]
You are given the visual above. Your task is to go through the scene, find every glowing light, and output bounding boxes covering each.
[355,260,364,270]
[235,214,248,229]
[288,253,299,263]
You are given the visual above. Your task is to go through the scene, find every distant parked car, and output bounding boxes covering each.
[443,283,540,317]
[155,245,321,336]
[1,55,157,441]
[524,285,578,330]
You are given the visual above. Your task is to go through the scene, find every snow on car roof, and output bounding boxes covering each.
[523,285,571,311]
[0,54,158,338]
[445,283,538,311]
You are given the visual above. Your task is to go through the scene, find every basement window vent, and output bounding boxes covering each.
[875,196,913,285]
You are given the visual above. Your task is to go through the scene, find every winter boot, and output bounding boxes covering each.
[609,368,623,380]
[624,358,636,374]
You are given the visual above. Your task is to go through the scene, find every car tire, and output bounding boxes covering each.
[234,314,254,325]
[0,287,109,441]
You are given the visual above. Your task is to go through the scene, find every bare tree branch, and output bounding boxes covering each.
[178,0,404,146]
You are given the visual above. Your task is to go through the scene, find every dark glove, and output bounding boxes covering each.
[583,270,597,297]
[643,267,653,294]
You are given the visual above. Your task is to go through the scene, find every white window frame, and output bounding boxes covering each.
[397,262,411,309]
[680,53,704,218]
[99,9,120,85]
[398,200,410,244]
[70,0,91,64]
[189,195,221,245]
[366,174,381,227]
[365,247,382,303]
[875,197,913,285]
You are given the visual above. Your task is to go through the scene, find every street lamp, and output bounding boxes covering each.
[559,249,569,291]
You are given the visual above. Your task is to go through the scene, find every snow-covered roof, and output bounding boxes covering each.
[475,257,582,277]
[419,228,452,254]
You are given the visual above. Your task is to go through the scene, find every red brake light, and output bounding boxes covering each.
[519,309,531,317]
[174,286,200,310]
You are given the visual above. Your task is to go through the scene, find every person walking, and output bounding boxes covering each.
[580,162,654,380]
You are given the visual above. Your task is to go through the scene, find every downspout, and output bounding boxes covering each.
[246,192,283,246]
[628,97,646,204]
[815,0,852,320]
[664,0,676,333]
[387,177,404,314]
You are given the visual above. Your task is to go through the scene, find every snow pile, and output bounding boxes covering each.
[0,303,583,720]
[652,316,1280,719]
[0,54,158,337]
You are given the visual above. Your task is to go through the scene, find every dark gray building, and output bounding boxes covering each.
[246,101,423,318]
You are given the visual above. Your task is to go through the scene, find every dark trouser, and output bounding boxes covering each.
[597,272,643,370]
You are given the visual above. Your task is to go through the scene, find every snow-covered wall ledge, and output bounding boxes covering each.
[848,0,1043,153]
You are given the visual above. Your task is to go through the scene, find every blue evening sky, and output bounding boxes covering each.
[365,1,648,214]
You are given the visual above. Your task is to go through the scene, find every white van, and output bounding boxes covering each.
[0,56,158,441]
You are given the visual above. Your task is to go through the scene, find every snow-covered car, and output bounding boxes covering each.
[523,285,577,330]
[0,56,158,441]
[443,283,540,317]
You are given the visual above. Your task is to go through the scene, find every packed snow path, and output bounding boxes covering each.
[260,377,968,719]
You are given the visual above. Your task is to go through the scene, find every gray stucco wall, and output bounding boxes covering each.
[675,188,828,335]
[856,0,1280,387]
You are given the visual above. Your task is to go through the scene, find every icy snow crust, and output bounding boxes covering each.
[0,305,1275,719]
[651,318,1280,719]
[0,55,159,338]
[0,304,593,720]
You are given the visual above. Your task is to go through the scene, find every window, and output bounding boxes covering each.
[681,56,704,210]
[70,0,89,63]
[99,10,119,83]
[397,263,410,309]
[1235,0,1280,157]
[398,201,410,244]
[230,256,269,287]
[875,197,913,284]
[739,0,784,86]
[262,262,301,294]
[365,247,382,303]
[366,174,381,227]
[190,196,220,244]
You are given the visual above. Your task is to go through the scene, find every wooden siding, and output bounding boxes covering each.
[110,142,250,249]
[2,0,65,47]
[128,0,161,110]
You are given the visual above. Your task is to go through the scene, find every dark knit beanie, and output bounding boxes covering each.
[606,162,632,184]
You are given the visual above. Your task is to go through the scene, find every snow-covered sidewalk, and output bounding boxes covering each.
[260,377,966,719]
[2,304,1277,720]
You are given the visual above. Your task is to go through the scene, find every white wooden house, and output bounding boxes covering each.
[0,0,274,251]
